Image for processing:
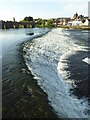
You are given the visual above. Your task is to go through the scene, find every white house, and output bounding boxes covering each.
[83,19,89,26]
[80,19,90,26]
[68,20,82,26]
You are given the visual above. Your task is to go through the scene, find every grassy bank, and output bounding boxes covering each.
[36,24,90,30]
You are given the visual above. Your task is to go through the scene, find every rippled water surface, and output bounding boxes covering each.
[1,28,90,119]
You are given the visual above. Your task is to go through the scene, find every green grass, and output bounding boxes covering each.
[36,24,90,30]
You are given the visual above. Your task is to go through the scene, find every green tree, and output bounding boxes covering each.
[24,16,33,21]
[47,19,54,27]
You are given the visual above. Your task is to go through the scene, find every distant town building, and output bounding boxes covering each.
[68,20,82,26]
[57,18,70,26]
[13,17,15,22]
[83,19,90,26]
[73,12,78,20]
[67,13,90,27]
[0,13,90,29]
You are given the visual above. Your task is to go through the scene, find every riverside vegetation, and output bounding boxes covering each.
[1,15,90,30]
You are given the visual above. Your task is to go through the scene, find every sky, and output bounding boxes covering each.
[0,0,89,21]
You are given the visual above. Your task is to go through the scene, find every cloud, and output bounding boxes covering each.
[0,0,88,21]
[62,2,88,17]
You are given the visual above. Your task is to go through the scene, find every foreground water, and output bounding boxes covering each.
[2,28,90,119]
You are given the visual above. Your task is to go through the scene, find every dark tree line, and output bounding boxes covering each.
[24,16,33,21]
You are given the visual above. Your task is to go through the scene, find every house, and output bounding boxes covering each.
[73,12,78,20]
[57,18,70,26]
[83,19,90,26]
[68,20,82,26]
[80,18,90,26]
[67,13,90,27]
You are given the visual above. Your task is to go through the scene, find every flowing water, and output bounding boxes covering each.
[1,28,90,119]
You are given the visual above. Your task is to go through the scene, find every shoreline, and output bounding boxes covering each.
[57,26,90,30]
[37,25,90,30]
[1,26,90,30]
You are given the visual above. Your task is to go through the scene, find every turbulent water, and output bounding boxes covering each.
[2,28,89,119]
[23,28,89,118]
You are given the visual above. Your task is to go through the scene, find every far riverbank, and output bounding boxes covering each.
[57,25,90,30]
[37,25,90,30]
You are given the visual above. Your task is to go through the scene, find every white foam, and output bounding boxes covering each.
[23,28,89,118]
[82,57,90,65]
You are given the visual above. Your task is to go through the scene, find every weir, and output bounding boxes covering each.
[23,28,89,118]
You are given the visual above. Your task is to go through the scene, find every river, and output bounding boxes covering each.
[1,28,90,119]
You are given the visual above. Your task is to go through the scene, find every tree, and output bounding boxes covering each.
[24,16,33,21]
[47,19,54,27]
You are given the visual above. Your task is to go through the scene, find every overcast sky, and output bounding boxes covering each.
[0,0,89,21]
